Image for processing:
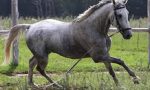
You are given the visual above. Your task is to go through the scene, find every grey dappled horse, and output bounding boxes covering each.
[5,0,139,87]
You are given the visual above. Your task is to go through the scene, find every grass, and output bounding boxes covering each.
[0,17,149,89]
[0,72,150,90]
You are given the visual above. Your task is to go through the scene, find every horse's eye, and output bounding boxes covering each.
[117,14,122,18]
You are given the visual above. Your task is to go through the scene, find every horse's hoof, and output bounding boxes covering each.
[117,85,127,90]
[28,83,41,89]
[45,82,63,89]
[52,82,63,88]
[132,76,140,84]
[54,83,63,88]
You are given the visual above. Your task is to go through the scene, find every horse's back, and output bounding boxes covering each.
[26,19,70,39]
[25,19,87,58]
[30,19,69,31]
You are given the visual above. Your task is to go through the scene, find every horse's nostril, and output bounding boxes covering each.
[125,34,132,39]
[127,34,131,37]
[124,30,132,39]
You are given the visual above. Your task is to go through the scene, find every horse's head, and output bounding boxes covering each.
[111,0,132,39]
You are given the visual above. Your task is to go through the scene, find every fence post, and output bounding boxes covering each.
[11,0,19,66]
[148,0,150,68]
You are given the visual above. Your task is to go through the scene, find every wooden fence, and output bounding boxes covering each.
[0,28,149,34]
[0,30,9,36]
[148,0,150,67]
[0,0,150,66]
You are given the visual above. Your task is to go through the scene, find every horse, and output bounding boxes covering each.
[4,0,139,88]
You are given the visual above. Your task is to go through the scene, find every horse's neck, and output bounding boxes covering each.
[83,3,113,35]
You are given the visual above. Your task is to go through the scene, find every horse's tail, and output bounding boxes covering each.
[4,24,30,64]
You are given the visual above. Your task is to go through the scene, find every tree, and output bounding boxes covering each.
[42,0,56,17]
[0,0,147,18]
[127,0,147,18]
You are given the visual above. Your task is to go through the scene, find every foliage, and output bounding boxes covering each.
[127,0,147,18]
[0,0,147,18]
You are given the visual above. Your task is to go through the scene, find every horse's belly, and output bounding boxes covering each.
[52,45,90,59]
[47,32,90,59]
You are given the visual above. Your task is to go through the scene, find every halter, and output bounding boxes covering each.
[113,4,131,33]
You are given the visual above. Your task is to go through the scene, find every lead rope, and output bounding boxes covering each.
[65,47,94,74]
[109,31,119,37]
[45,47,94,88]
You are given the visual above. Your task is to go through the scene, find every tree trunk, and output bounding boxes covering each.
[148,0,150,68]
[42,0,56,17]
[11,0,19,66]
[31,0,43,17]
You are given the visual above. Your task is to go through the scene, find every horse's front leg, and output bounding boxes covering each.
[91,52,139,84]
[91,54,120,85]
[104,62,119,85]
[109,57,139,84]
[90,46,119,85]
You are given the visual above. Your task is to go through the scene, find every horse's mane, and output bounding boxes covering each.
[73,0,111,23]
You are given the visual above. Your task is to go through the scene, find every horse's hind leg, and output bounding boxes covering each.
[109,57,139,84]
[104,62,119,85]
[36,56,54,83]
[36,55,62,88]
[28,56,37,86]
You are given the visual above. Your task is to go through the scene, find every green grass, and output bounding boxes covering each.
[0,72,150,90]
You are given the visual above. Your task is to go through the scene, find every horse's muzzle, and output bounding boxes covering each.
[122,29,132,39]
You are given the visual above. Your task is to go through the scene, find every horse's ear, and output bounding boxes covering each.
[112,0,116,5]
[123,0,128,4]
